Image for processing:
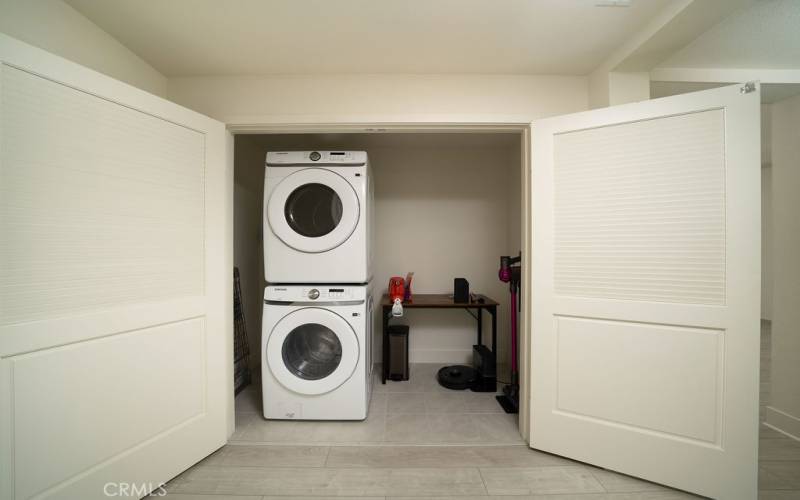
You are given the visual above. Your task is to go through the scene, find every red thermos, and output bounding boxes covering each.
[388,276,405,303]
[388,277,405,317]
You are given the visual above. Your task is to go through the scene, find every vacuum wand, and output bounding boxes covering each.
[496,252,521,414]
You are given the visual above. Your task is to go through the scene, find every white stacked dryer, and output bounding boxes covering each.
[263,151,373,284]
[262,151,374,421]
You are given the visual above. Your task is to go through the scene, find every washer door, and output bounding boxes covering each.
[267,168,359,253]
[267,308,359,395]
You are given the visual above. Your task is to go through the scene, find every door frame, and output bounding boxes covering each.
[229,118,534,441]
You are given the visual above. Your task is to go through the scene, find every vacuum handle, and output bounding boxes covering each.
[498,253,521,283]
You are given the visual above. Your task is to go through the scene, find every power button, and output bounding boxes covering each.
[309,151,321,161]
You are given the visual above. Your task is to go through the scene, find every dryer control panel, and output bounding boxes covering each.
[266,151,367,166]
[265,285,367,302]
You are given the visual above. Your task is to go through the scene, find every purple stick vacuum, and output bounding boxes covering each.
[497,253,521,414]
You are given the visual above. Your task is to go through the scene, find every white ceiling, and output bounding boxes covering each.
[65,0,676,76]
[657,0,800,69]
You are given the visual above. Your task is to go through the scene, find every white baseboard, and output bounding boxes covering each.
[374,348,508,365]
[409,349,509,364]
[409,348,473,364]
[765,406,800,442]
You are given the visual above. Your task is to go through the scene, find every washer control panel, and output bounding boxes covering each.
[302,287,351,300]
[265,285,366,302]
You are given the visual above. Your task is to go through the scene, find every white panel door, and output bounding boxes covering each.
[530,83,760,499]
[0,34,232,499]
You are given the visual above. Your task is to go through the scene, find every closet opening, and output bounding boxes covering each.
[232,130,528,445]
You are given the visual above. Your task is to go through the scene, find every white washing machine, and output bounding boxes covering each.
[264,151,373,284]
[261,283,373,420]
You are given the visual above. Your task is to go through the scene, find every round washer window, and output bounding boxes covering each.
[284,183,343,238]
[282,323,342,380]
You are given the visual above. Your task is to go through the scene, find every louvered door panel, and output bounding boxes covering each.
[553,110,725,305]
[0,65,205,326]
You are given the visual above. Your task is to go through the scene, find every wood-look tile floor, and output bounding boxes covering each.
[155,324,800,499]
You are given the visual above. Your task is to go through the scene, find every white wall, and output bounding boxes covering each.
[234,133,522,371]
[233,138,267,368]
[167,74,588,123]
[369,136,521,365]
[608,72,650,106]
[0,0,167,97]
[762,104,774,321]
[588,69,611,110]
[588,70,649,109]
[761,166,773,321]
[767,93,800,439]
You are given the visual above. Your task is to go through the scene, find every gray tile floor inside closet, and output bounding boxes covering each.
[156,323,800,499]
[231,364,521,446]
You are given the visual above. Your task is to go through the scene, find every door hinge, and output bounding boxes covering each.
[740,81,757,94]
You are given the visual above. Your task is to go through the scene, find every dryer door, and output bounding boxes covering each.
[267,168,360,253]
[267,307,359,395]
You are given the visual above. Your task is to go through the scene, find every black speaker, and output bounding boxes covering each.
[387,325,409,381]
[453,278,469,303]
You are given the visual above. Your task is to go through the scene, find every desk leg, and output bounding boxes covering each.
[382,307,390,384]
[490,305,497,367]
[477,308,483,347]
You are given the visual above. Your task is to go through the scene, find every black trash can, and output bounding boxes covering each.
[387,324,409,381]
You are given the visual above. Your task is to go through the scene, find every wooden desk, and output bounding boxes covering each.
[380,293,499,384]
